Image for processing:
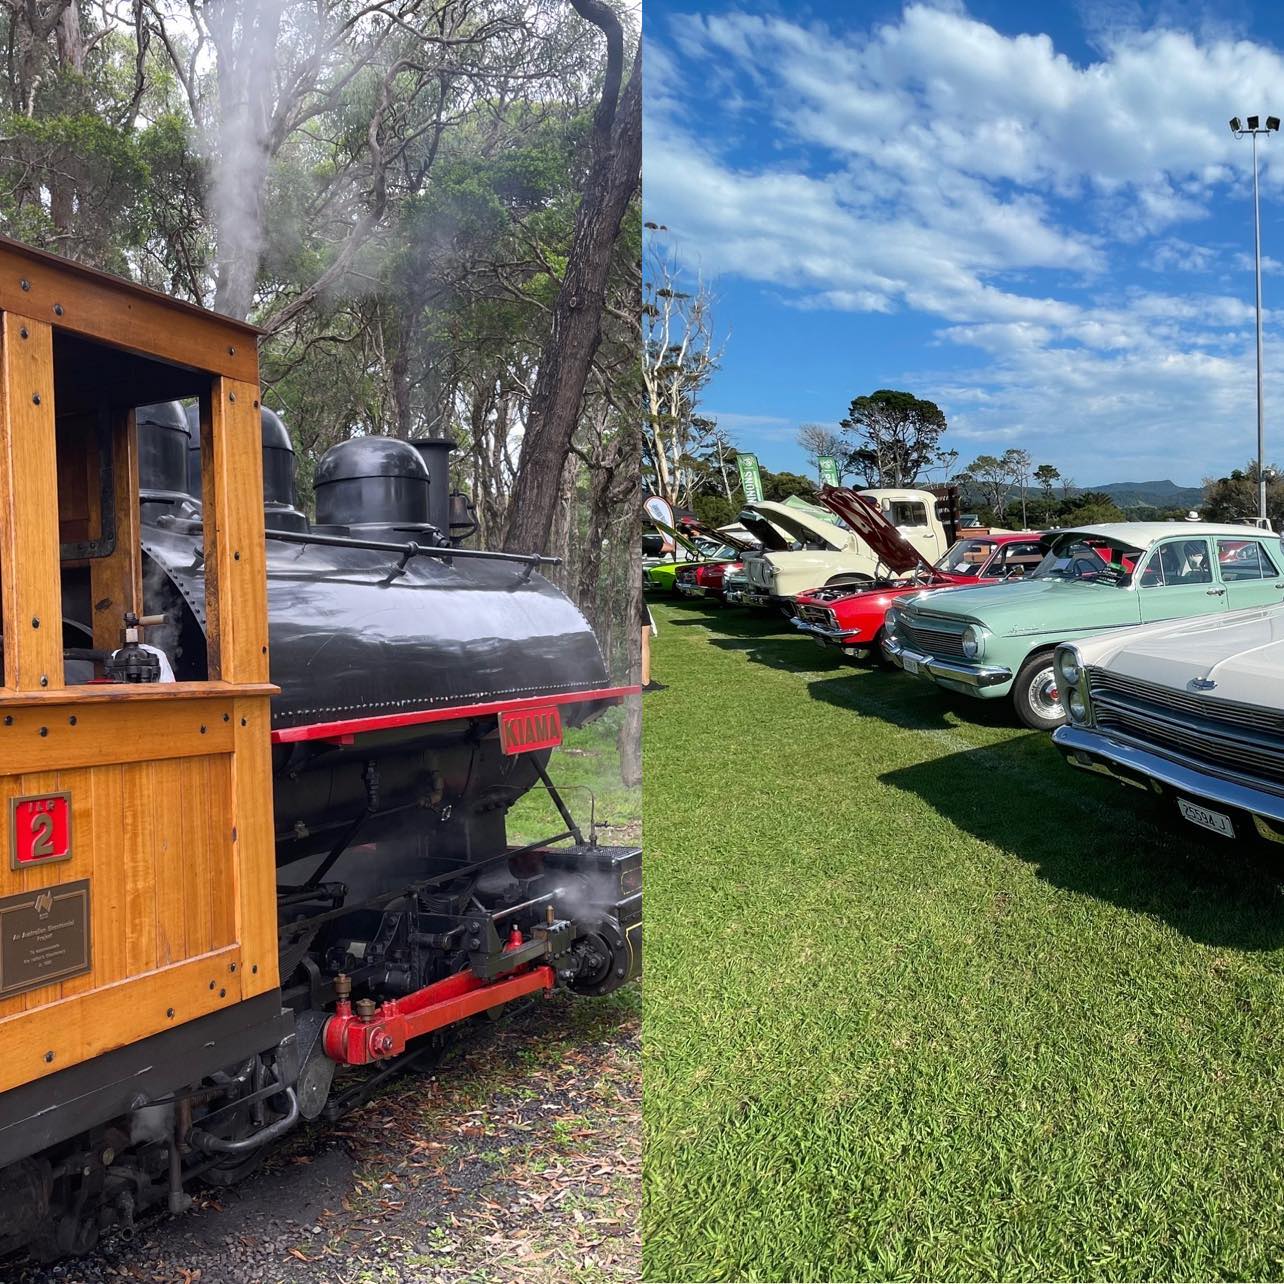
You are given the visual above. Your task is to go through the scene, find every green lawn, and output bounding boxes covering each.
[643,598,1284,1283]
[508,705,640,848]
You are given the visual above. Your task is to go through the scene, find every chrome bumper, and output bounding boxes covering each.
[1053,724,1284,837]
[881,632,1011,689]
[791,618,852,643]
[675,582,706,598]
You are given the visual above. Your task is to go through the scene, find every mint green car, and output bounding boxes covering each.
[883,523,1284,730]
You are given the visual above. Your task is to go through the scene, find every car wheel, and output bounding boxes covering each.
[1012,651,1065,730]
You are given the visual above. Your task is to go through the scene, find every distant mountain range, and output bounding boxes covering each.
[1075,479,1206,510]
[990,479,1206,510]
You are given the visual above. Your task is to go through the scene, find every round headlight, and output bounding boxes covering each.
[961,625,984,659]
[1068,689,1087,723]
[886,606,901,631]
[1058,653,1080,687]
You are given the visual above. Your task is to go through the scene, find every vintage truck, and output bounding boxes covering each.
[1052,585,1284,846]
[793,521,1047,660]
[883,523,1284,729]
[738,487,957,609]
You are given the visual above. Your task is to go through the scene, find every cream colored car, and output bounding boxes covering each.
[1053,538,1284,843]
[739,489,951,608]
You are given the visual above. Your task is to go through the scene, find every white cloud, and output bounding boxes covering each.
[644,4,1284,479]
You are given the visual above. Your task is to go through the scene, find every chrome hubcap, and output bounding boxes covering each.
[1029,667,1063,719]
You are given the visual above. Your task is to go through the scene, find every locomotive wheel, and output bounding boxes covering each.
[569,919,631,997]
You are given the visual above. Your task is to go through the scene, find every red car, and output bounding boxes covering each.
[676,557,741,600]
[792,496,1048,660]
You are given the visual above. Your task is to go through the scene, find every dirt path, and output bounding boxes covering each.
[12,988,639,1284]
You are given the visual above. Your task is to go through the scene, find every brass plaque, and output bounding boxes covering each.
[0,879,91,999]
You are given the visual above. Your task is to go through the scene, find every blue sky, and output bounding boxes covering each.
[643,0,1284,487]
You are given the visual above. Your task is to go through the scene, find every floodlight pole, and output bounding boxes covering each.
[1231,115,1277,525]
[1254,128,1266,525]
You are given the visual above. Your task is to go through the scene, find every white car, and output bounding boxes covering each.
[1052,600,1284,845]
[739,488,953,608]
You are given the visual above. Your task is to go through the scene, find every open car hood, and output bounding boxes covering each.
[817,485,936,576]
[746,501,850,551]
[714,525,763,553]
[735,509,794,551]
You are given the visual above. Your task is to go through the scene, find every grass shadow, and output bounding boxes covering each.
[881,736,1284,950]
[806,667,1019,733]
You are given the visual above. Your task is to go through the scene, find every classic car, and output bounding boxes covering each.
[1052,595,1284,846]
[793,524,1048,660]
[882,523,1284,730]
[722,561,750,604]
[677,557,741,600]
[644,536,734,593]
[739,487,956,609]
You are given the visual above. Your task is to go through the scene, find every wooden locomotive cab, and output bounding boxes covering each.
[0,243,286,1228]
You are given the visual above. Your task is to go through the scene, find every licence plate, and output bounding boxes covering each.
[902,655,920,675]
[1177,798,1235,839]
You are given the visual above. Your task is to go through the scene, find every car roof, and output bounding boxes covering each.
[956,530,1046,543]
[1053,522,1277,550]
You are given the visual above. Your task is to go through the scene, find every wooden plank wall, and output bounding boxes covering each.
[0,696,246,1092]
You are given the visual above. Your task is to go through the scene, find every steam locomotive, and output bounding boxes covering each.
[0,241,639,1261]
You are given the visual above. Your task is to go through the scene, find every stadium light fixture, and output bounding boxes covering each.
[1230,113,1278,523]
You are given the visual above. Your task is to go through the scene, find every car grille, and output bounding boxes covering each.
[899,616,965,659]
[1087,666,1284,792]
[797,605,837,628]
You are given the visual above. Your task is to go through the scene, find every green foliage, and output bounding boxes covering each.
[840,388,949,486]
[761,469,818,504]
[690,493,738,528]
[1203,462,1284,526]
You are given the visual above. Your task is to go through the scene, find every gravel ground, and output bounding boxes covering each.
[10,986,639,1284]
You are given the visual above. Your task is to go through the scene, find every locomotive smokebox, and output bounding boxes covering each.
[314,437,440,539]
[408,436,455,537]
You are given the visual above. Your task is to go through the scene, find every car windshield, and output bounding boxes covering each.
[1031,536,1141,583]
[936,539,999,577]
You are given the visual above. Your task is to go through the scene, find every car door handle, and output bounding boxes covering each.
[1206,587,1226,595]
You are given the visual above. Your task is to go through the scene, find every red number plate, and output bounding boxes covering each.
[499,706,563,755]
[10,792,72,869]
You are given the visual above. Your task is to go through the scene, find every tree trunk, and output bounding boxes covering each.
[49,0,84,231]
[502,13,640,554]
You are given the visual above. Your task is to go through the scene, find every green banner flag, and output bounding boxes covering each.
[818,456,840,487]
[737,453,764,504]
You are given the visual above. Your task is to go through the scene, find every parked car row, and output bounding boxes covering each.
[652,484,1284,853]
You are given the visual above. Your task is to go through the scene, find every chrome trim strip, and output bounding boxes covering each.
[1054,724,1284,821]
